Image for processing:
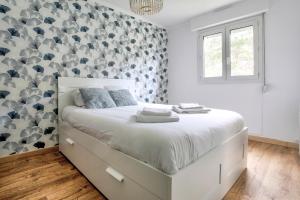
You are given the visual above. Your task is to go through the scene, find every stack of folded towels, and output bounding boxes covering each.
[172,103,211,114]
[136,107,179,123]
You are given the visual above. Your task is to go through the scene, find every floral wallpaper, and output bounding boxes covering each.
[0,0,168,157]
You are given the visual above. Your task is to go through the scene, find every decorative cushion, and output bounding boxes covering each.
[79,88,116,109]
[109,89,137,107]
[72,89,85,107]
[104,85,137,101]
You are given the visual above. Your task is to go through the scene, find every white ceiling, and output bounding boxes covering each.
[102,0,244,27]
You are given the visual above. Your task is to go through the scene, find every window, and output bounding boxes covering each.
[199,15,264,82]
[203,33,223,78]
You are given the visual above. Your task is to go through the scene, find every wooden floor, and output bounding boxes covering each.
[0,141,299,200]
[224,141,300,200]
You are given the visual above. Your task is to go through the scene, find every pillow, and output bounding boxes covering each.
[104,85,137,101]
[72,89,85,107]
[108,89,137,107]
[79,88,116,109]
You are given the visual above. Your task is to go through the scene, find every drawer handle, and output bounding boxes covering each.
[105,167,124,183]
[66,138,75,145]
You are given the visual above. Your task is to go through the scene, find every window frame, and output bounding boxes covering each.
[199,27,226,81]
[198,15,264,83]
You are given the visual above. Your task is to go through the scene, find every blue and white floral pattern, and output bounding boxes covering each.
[0,0,168,156]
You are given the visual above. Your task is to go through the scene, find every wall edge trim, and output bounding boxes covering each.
[248,135,299,150]
[0,146,59,164]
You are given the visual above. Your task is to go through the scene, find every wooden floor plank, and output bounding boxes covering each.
[0,141,299,200]
[0,152,64,176]
[224,141,300,200]
[0,161,75,193]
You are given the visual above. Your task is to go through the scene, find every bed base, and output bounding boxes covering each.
[58,77,248,200]
[59,123,247,200]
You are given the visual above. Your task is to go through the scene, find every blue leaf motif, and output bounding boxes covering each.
[44,127,55,135]
[0,133,10,141]
[8,111,20,119]
[130,64,136,69]
[87,43,94,49]
[53,108,58,115]
[72,35,81,42]
[43,90,55,97]
[33,27,44,35]
[102,13,109,19]
[73,3,81,10]
[33,103,44,111]
[108,33,115,39]
[102,41,108,47]
[20,18,27,24]
[108,61,115,67]
[53,36,62,44]
[80,58,88,64]
[7,70,20,78]
[126,21,131,26]
[54,2,63,9]
[33,65,44,73]
[88,12,94,19]
[44,17,55,24]
[34,141,45,148]
[72,68,80,75]
[53,72,60,79]
[19,98,27,104]
[19,57,27,64]
[0,91,10,99]
[0,47,10,56]
[43,53,55,61]
[0,5,10,13]
[8,28,20,37]
[80,26,89,32]
[102,70,108,76]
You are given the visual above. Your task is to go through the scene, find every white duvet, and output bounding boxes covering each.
[62,103,244,175]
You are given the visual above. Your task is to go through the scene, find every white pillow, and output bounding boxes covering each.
[72,89,85,107]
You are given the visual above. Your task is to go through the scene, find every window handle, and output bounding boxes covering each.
[226,57,231,65]
[242,144,245,159]
[219,164,222,184]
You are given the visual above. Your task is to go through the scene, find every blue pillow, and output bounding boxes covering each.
[79,88,116,109]
[109,89,137,107]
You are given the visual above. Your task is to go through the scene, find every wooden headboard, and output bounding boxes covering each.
[57,77,135,122]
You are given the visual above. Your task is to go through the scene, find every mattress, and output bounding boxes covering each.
[62,103,244,174]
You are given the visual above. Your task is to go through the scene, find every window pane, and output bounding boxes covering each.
[230,26,254,76]
[203,33,223,78]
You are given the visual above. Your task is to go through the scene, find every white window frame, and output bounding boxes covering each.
[198,15,264,83]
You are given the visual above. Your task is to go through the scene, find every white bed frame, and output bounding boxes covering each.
[58,77,248,200]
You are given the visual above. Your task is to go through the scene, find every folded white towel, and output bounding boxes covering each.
[141,107,172,116]
[179,103,204,109]
[173,106,211,114]
[136,111,179,123]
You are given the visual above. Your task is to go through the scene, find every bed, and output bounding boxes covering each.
[58,77,248,200]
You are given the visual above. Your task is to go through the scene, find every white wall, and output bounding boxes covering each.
[167,0,300,143]
[190,0,269,31]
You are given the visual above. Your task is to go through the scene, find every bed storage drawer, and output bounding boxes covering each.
[59,132,160,200]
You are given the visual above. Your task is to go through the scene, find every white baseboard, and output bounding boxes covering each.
[248,134,299,150]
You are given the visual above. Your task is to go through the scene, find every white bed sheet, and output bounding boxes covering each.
[62,103,244,174]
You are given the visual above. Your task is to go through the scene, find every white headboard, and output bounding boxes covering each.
[58,77,135,122]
